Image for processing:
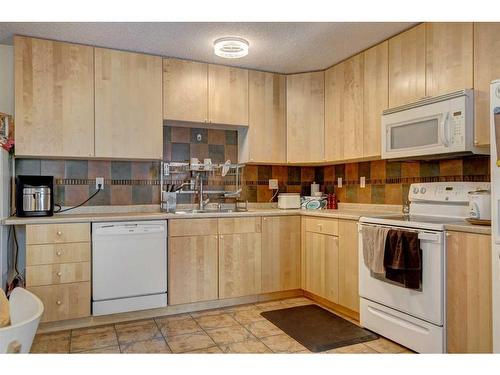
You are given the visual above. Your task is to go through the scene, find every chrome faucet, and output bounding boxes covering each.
[195,173,210,210]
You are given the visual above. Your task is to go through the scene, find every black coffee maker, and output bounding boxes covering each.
[16,175,54,217]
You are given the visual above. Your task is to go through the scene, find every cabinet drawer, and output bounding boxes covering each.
[218,217,262,234]
[26,223,90,244]
[26,262,90,287]
[26,242,90,266]
[305,217,339,236]
[29,282,90,322]
[169,219,218,237]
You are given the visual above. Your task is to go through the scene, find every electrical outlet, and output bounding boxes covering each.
[360,176,366,188]
[337,177,342,188]
[96,177,104,190]
[268,179,279,190]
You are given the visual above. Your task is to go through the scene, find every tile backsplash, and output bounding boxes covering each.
[15,158,161,206]
[242,156,491,205]
[15,122,490,207]
[163,125,238,164]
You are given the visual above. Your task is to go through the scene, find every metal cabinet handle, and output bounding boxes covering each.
[56,300,62,305]
[56,231,62,236]
[56,251,62,256]
[56,272,62,277]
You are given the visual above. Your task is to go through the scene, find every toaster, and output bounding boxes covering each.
[278,193,301,209]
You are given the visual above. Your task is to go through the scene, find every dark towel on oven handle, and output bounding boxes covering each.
[383,229,422,290]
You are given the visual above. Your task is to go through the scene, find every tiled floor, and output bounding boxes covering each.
[30,297,413,354]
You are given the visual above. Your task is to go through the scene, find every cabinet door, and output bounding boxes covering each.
[426,22,473,97]
[338,220,359,313]
[474,22,500,147]
[446,231,492,353]
[95,48,163,159]
[14,36,94,157]
[304,231,339,303]
[363,41,388,159]
[29,282,90,323]
[287,71,325,163]
[325,63,344,161]
[219,233,261,299]
[325,54,364,161]
[168,235,218,305]
[388,24,426,107]
[261,216,301,293]
[163,58,208,123]
[240,71,286,163]
[208,64,248,126]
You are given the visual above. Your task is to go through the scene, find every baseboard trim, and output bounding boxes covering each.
[37,289,304,333]
[303,291,360,321]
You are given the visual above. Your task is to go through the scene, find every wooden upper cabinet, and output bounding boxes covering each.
[325,64,344,161]
[425,22,473,97]
[446,231,492,353]
[240,71,286,163]
[163,58,208,123]
[388,24,426,107]
[325,54,364,161]
[14,36,94,157]
[474,22,500,147]
[208,64,248,126]
[363,41,388,159]
[94,48,163,159]
[286,71,325,163]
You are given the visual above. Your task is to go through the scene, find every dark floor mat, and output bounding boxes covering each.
[261,304,378,353]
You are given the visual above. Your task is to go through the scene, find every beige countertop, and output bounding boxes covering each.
[3,203,490,235]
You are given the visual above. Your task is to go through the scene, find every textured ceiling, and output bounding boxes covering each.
[0,22,416,73]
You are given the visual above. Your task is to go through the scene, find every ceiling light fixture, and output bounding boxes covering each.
[213,37,249,59]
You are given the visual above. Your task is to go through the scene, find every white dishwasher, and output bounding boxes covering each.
[92,220,167,316]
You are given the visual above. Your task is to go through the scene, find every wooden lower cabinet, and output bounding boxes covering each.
[304,231,339,303]
[338,220,360,313]
[446,231,492,353]
[168,235,218,305]
[261,216,301,293]
[29,282,90,323]
[303,218,359,314]
[219,233,262,299]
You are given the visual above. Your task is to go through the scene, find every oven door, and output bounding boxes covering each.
[358,223,444,326]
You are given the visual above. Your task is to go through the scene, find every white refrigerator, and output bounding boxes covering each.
[490,79,500,353]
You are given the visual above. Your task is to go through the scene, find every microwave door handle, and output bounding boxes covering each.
[440,112,450,147]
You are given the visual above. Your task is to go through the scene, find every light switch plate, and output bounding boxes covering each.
[337,177,342,188]
[360,176,366,188]
[269,179,279,190]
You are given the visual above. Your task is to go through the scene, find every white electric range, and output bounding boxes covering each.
[358,181,490,353]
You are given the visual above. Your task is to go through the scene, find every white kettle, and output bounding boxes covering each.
[468,190,491,220]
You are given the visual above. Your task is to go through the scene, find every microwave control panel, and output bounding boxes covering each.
[450,110,464,145]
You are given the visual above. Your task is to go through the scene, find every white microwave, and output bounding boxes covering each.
[381,89,489,159]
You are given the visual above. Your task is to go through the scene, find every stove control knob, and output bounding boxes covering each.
[413,187,419,194]
[420,187,427,194]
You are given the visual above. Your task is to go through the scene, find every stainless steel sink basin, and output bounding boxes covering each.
[173,208,236,214]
